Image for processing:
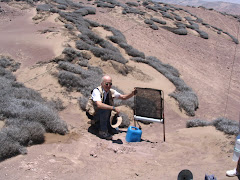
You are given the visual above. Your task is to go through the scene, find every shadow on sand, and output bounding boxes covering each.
[88,125,124,144]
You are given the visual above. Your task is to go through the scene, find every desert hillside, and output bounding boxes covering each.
[156,0,240,15]
[0,0,240,179]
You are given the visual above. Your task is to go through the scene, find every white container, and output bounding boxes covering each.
[233,134,240,161]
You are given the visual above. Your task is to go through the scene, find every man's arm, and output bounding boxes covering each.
[95,101,115,110]
[118,89,137,100]
[95,101,120,114]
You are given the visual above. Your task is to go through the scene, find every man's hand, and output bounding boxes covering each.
[133,88,137,95]
[113,106,120,114]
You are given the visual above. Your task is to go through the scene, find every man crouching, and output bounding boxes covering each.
[86,75,137,140]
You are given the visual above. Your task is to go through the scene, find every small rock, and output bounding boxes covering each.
[90,152,97,158]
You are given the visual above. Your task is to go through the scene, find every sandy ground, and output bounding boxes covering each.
[0,1,240,179]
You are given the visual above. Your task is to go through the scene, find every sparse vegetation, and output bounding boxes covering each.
[150,23,159,30]
[126,1,138,7]
[0,56,68,160]
[186,119,210,128]
[173,28,188,35]
[131,56,198,116]
[187,117,239,136]
[223,32,239,44]
[196,29,209,39]
[150,17,166,25]
[144,19,154,25]
[122,6,145,15]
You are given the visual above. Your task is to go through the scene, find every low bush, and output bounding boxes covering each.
[161,12,174,20]
[189,21,199,29]
[175,23,186,29]
[64,24,74,30]
[196,30,209,39]
[0,131,27,161]
[0,56,20,72]
[169,90,198,116]
[174,16,182,21]
[126,2,138,7]
[150,24,159,30]
[76,40,91,50]
[90,47,128,64]
[185,16,193,21]
[78,96,88,111]
[57,4,67,10]
[119,43,145,58]
[103,25,127,42]
[173,28,188,35]
[195,18,203,23]
[131,56,198,116]
[58,65,103,97]
[53,0,68,6]
[150,17,166,25]
[157,6,168,12]
[84,19,100,27]
[212,117,239,135]
[122,7,145,15]
[224,32,239,44]
[211,26,222,31]
[146,5,158,12]
[186,119,211,128]
[142,1,149,6]
[48,98,66,111]
[144,19,154,25]
[50,8,60,13]
[187,117,239,136]
[78,58,89,67]
[62,47,83,62]
[0,57,69,160]
[36,4,53,11]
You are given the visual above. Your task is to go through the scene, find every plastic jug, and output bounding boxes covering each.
[233,134,240,161]
[126,126,142,142]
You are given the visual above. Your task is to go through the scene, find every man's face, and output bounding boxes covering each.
[102,78,112,92]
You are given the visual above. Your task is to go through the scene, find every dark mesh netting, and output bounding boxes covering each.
[134,88,163,120]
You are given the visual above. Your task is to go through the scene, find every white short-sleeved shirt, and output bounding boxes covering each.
[92,88,121,102]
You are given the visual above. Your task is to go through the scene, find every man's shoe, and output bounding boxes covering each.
[99,131,112,140]
[226,168,239,177]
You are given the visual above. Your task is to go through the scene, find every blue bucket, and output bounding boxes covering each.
[126,126,142,142]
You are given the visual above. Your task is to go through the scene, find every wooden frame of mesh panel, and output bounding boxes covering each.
[133,87,165,142]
